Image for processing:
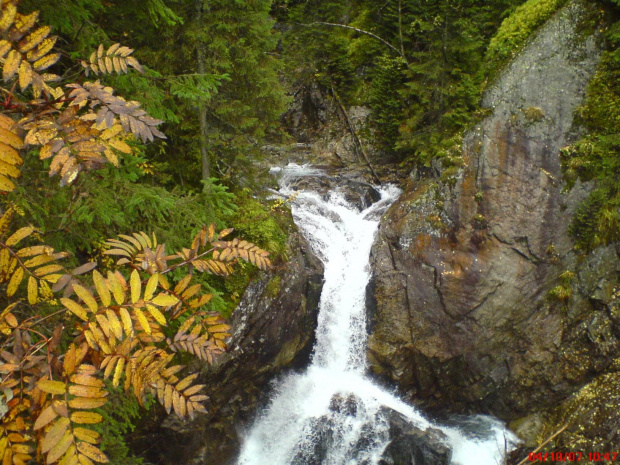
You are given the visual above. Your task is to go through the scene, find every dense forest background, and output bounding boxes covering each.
[1,0,620,463]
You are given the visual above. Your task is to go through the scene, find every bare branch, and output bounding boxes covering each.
[295,21,408,63]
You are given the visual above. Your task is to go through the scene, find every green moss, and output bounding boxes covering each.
[485,0,569,79]
[548,270,575,302]
[265,275,281,299]
[472,213,488,229]
[540,372,620,456]
[523,106,545,122]
[561,6,620,251]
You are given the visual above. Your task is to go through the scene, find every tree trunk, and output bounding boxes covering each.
[195,0,210,181]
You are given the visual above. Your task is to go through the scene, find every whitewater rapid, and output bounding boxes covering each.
[237,164,518,465]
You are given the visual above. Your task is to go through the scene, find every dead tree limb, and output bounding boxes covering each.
[296,21,408,64]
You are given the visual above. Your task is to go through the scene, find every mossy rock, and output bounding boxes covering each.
[540,372,620,459]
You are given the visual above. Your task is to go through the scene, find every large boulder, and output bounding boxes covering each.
[132,231,324,465]
[368,0,619,421]
[379,408,452,465]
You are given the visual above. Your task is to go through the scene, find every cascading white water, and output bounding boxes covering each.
[238,164,518,465]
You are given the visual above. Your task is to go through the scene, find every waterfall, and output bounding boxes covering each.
[237,165,518,465]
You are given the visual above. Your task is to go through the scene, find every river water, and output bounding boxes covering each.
[237,164,518,465]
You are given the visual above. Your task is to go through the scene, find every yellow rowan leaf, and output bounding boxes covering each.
[105,309,123,340]
[76,443,108,464]
[6,267,24,297]
[34,52,60,72]
[144,273,158,301]
[100,125,122,140]
[33,264,64,277]
[27,276,37,304]
[37,378,67,395]
[2,50,20,82]
[0,4,17,33]
[151,293,179,307]
[130,269,141,304]
[173,274,192,296]
[0,41,10,60]
[70,411,103,425]
[172,389,183,417]
[18,60,32,90]
[158,273,170,290]
[78,454,94,465]
[0,141,23,165]
[107,139,131,154]
[69,374,103,388]
[134,308,151,335]
[33,405,58,430]
[163,383,173,413]
[95,314,111,338]
[19,26,51,54]
[16,244,52,257]
[68,397,107,410]
[58,445,78,465]
[13,10,38,33]
[146,304,166,326]
[208,324,230,333]
[107,270,124,305]
[175,373,198,392]
[43,273,63,283]
[112,357,124,387]
[61,298,89,321]
[182,384,205,397]
[103,149,118,167]
[83,330,98,350]
[46,430,73,464]
[181,284,201,300]
[41,417,70,452]
[0,174,15,192]
[63,346,77,376]
[0,159,20,179]
[92,271,111,307]
[90,324,111,353]
[73,284,97,314]
[6,226,34,246]
[68,384,107,398]
[118,307,133,337]
[49,148,69,176]
[11,443,31,453]
[73,428,100,445]
[27,36,57,62]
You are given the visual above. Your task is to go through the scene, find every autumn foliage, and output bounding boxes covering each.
[0,1,270,464]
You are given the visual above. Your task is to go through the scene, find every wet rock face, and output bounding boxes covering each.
[378,408,452,465]
[134,232,324,465]
[289,174,381,211]
[368,1,619,420]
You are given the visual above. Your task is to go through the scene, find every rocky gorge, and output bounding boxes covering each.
[135,1,620,463]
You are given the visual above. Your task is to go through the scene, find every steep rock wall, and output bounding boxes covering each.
[368,0,619,421]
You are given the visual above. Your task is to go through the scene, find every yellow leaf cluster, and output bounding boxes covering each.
[0,115,23,193]
[82,43,144,76]
[0,210,67,305]
[0,3,60,97]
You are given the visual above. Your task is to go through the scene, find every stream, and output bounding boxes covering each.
[237,164,518,465]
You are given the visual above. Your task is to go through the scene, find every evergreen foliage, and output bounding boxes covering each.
[561,2,620,250]
[0,1,284,464]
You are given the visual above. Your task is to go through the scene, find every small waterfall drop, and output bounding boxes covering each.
[238,165,517,465]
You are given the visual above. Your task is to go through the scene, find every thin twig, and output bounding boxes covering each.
[515,423,569,465]
[294,21,408,64]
